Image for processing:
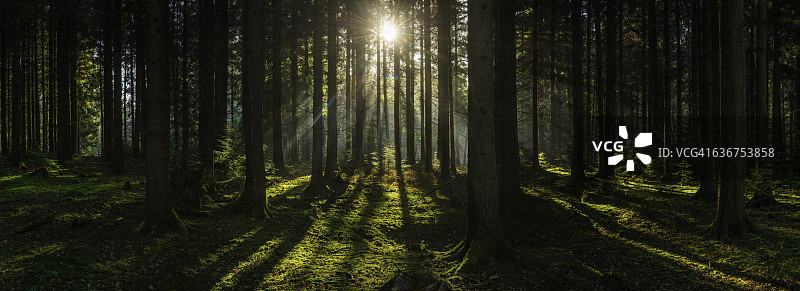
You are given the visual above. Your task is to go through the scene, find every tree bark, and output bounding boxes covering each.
[570,0,584,180]
[353,0,367,171]
[530,1,540,171]
[711,0,753,239]
[437,0,451,180]
[55,2,70,163]
[394,31,402,178]
[137,0,186,235]
[214,0,229,158]
[599,0,617,178]
[495,0,524,212]
[459,0,500,273]
[199,0,215,194]
[112,0,125,172]
[423,0,433,172]
[770,12,784,153]
[695,0,719,203]
[405,16,416,166]
[273,0,288,176]
[325,0,339,180]
[303,0,325,196]
[755,0,768,159]
[234,0,270,219]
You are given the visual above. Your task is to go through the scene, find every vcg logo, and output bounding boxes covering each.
[592,126,653,172]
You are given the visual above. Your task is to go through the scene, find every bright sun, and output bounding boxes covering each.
[380,21,397,42]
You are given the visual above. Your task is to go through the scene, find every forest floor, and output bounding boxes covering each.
[1,155,800,290]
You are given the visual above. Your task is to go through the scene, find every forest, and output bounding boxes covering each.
[1,0,800,289]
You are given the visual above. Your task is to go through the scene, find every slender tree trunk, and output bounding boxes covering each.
[214,0,229,158]
[695,0,719,203]
[495,0,523,212]
[235,0,270,219]
[133,0,146,157]
[325,0,339,180]
[676,5,684,144]
[102,0,113,161]
[755,0,768,161]
[570,0,584,179]
[137,0,186,235]
[437,0,451,180]
[770,12,784,153]
[405,18,415,166]
[663,0,672,173]
[180,0,189,163]
[55,2,70,163]
[345,0,352,158]
[548,0,556,160]
[394,35,402,178]
[112,0,124,172]
[273,0,288,176]
[599,0,617,178]
[711,0,753,238]
[303,0,325,195]
[199,0,215,193]
[530,1,540,170]
[0,5,7,157]
[423,0,433,172]
[459,0,500,273]
[376,38,383,172]
[353,0,367,170]
[289,3,300,164]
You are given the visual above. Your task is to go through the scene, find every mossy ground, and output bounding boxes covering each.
[1,155,799,289]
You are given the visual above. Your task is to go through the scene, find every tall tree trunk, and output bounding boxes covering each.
[376,38,383,172]
[180,0,189,163]
[405,17,415,166]
[133,0,146,157]
[112,0,124,172]
[289,2,300,164]
[199,0,215,194]
[137,0,186,235]
[102,0,113,161]
[570,0,584,179]
[234,0,270,219]
[55,2,70,163]
[459,0,500,273]
[711,0,753,238]
[648,0,662,170]
[599,0,616,178]
[345,0,352,158]
[548,0,556,160]
[325,0,339,180]
[695,0,719,203]
[437,0,451,180]
[394,36,402,178]
[755,0,768,161]
[530,1,540,171]
[353,0,367,170]
[770,12,784,153]
[676,4,684,144]
[0,5,7,157]
[214,0,229,158]
[303,0,325,195]
[663,0,672,173]
[495,0,524,212]
[273,0,288,176]
[423,0,433,172]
